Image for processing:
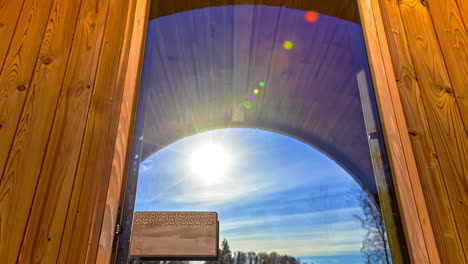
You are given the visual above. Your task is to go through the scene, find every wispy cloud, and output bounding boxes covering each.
[223,220,365,256]
[135,129,370,258]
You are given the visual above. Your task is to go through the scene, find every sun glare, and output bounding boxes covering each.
[190,143,230,184]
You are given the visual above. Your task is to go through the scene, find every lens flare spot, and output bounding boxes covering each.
[283,41,294,50]
[305,11,319,23]
[246,95,256,103]
[254,89,259,94]
[243,100,252,109]
[259,81,265,87]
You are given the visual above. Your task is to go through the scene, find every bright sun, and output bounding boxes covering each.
[190,143,230,184]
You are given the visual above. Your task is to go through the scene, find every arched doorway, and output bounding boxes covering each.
[115,3,408,263]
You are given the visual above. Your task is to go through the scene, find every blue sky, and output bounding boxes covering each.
[135,128,369,260]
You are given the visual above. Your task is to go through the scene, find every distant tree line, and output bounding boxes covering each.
[129,239,302,264]
[131,188,391,264]
[206,239,302,264]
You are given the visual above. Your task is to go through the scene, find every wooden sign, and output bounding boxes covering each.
[129,212,219,260]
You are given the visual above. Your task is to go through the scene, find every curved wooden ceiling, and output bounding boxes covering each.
[140,4,377,197]
[149,0,361,23]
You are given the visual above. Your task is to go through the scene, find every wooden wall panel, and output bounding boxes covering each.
[376,0,468,263]
[456,0,468,39]
[398,0,468,259]
[0,0,54,173]
[9,0,83,262]
[0,0,25,65]
[57,0,132,261]
[0,0,58,262]
[428,0,468,132]
[0,0,140,262]
[15,0,110,262]
[378,0,467,263]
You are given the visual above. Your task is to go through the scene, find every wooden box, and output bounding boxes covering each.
[129,212,219,260]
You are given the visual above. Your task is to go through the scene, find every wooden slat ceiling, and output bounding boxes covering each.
[140,4,378,197]
[149,0,361,24]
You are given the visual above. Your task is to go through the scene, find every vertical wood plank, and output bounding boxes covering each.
[378,0,467,262]
[0,0,57,262]
[11,0,81,263]
[0,0,25,66]
[57,0,132,262]
[428,0,468,133]
[398,0,468,259]
[357,0,441,262]
[3,0,84,262]
[13,0,110,262]
[96,0,149,261]
[456,0,468,36]
[0,0,54,187]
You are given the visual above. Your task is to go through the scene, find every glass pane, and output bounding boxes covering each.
[135,128,391,264]
[117,4,408,264]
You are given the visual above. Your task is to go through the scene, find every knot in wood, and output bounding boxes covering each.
[41,56,53,65]
[408,130,417,136]
[17,85,26,91]
[421,0,428,7]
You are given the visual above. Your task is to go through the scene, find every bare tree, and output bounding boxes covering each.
[354,190,391,264]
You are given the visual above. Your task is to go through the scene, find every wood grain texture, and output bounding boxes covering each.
[0,0,25,67]
[456,0,468,45]
[378,0,467,262]
[3,0,84,263]
[428,0,468,134]
[398,0,468,260]
[129,212,218,258]
[57,0,132,262]
[0,0,54,187]
[96,0,149,262]
[0,0,57,262]
[357,0,440,262]
[12,0,110,262]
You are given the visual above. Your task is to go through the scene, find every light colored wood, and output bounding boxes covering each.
[0,0,57,262]
[0,0,54,187]
[96,0,150,262]
[129,212,218,258]
[0,0,25,66]
[398,0,468,260]
[428,0,468,134]
[14,0,110,262]
[357,0,441,262]
[57,0,133,262]
[456,0,468,40]
[6,0,84,263]
[378,0,467,262]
